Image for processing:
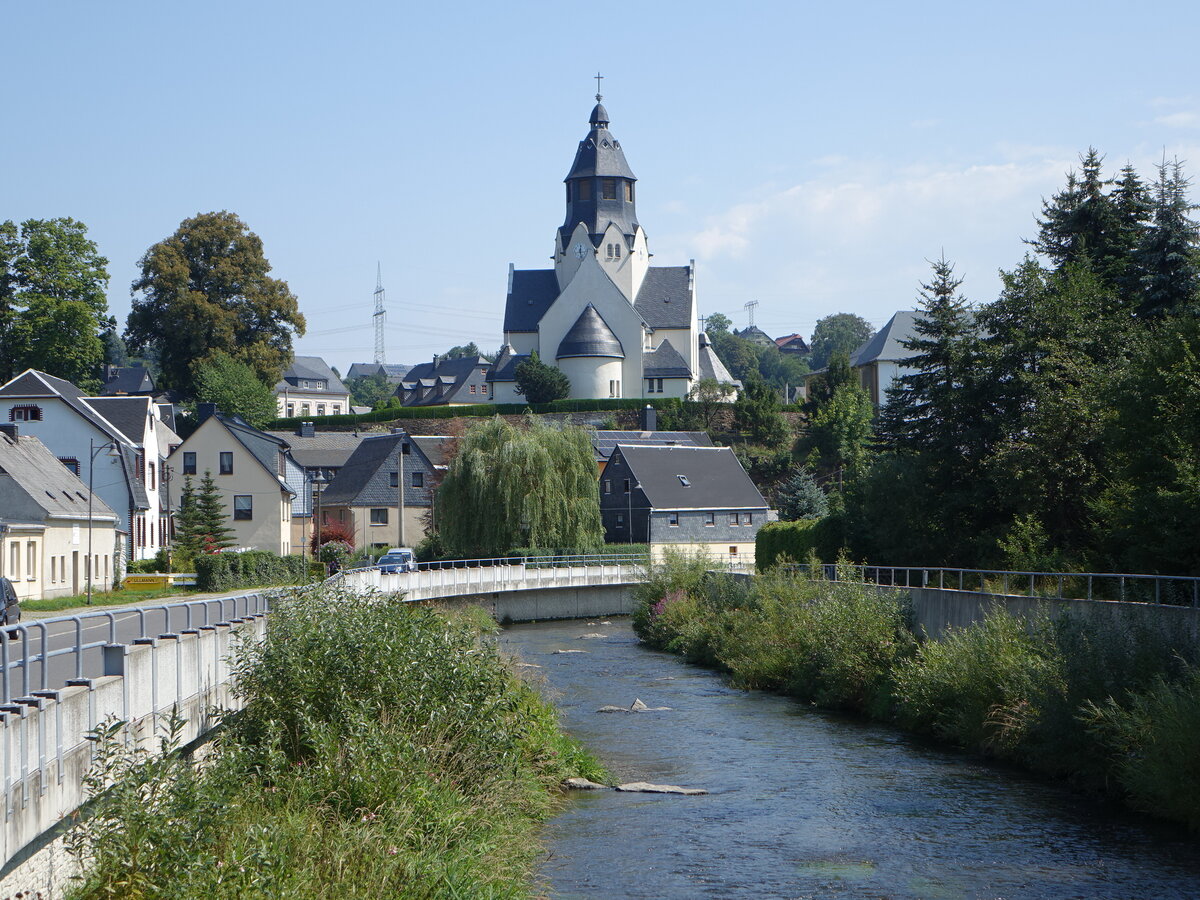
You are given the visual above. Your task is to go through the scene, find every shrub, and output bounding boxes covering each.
[756,520,819,570]
[311,520,354,552]
[194,550,308,592]
[630,551,713,648]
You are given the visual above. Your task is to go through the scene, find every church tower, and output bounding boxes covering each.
[554,93,651,301]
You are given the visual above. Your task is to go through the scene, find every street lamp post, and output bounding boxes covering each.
[87,439,119,605]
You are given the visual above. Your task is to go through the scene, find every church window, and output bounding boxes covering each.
[614,243,621,259]
[609,379,621,398]
[625,181,634,201]
[602,178,617,200]
[577,180,591,201]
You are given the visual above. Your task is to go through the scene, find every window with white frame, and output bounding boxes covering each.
[233,496,252,520]
[370,508,388,525]
[668,512,679,526]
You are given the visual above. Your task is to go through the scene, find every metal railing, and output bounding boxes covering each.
[0,591,271,705]
[779,564,1200,609]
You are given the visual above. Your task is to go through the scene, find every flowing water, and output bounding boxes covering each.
[499,619,1200,900]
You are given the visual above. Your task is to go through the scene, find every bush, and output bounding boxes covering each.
[311,520,354,552]
[755,520,819,570]
[194,550,308,592]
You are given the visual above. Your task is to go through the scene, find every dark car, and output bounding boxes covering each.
[0,577,20,627]
[378,548,416,574]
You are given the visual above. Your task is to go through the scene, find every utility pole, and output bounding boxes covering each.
[397,437,406,548]
[373,263,386,366]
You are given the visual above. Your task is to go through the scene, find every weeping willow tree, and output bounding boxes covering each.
[438,416,602,557]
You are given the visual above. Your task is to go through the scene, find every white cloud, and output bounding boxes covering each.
[1155,111,1200,129]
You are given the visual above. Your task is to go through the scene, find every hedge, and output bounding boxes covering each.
[508,544,649,564]
[755,520,820,570]
[195,550,309,592]
[267,397,683,431]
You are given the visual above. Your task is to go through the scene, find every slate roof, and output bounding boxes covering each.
[0,370,124,438]
[590,429,712,463]
[634,266,693,329]
[735,325,775,346]
[697,333,739,385]
[563,104,637,181]
[557,305,624,359]
[156,404,178,432]
[99,366,155,396]
[775,333,810,353]
[616,445,767,511]
[82,397,150,444]
[642,338,690,378]
[264,429,364,470]
[346,362,412,382]
[0,432,118,521]
[275,356,349,396]
[486,345,530,383]
[849,311,917,366]
[398,355,491,406]
[321,432,437,506]
[503,269,560,333]
[410,435,452,469]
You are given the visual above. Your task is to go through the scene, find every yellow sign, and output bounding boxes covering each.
[124,574,170,590]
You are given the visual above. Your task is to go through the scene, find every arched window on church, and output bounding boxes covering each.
[614,243,621,259]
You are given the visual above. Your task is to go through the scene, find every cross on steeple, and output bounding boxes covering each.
[594,71,604,101]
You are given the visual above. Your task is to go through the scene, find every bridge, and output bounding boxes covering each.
[1,554,1196,896]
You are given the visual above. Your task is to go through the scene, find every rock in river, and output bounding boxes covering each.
[615,782,708,795]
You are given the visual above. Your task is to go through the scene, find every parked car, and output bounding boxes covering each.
[377,548,416,574]
[0,577,20,627]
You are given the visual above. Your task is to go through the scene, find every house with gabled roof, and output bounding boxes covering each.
[0,369,177,561]
[800,311,915,407]
[318,431,446,550]
[0,426,122,599]
[775,333,810,355]
[599,444,770,565]
[274,356,352,419]
[166,404,302,555]
[98,364,156,396]
[396,355,492,406]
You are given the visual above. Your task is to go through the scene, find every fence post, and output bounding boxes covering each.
[1088,575,1093,601]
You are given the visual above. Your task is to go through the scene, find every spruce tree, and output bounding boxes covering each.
[195,470,236,551]
[1133,158,1200,317]
[172,476,206,556]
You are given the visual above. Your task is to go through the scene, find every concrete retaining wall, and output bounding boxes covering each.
[907,585,1200,643]
[0,616,267,899]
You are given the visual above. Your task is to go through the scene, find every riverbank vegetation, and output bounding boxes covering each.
[66,587,602,899]
[633,555,1200,831]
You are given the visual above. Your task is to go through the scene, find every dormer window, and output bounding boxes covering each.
[9,405,41,422]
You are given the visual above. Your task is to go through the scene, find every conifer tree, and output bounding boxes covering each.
[195,470,236,551]
[172,476,207,556]
[1133,158,1200,317]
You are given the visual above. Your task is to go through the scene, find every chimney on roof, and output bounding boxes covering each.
[0,424,17,441]
[298,421,315,439]
[197,402,218,423]
[432,354,440,368]
[640,404,657,432]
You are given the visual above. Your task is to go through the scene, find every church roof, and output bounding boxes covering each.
[698,333,739,386]
[564,106,636,182]
[486,345,530,382]
[643,339,691,378]
[849,311,913,366]
[557,305,625,359]
[504,269,560,332]
[634,266,693,329]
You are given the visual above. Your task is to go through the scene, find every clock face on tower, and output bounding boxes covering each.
[574,243,586,260]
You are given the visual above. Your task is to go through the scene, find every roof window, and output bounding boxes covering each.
[677,475,691,487]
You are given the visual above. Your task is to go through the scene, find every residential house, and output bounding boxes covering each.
[396,355,492,406]
[599,444,769,565]
[98,365,156,396]
[800,311,916,407]
[774,333,810,356]
[0,370,176,562]
[319,431,447,549]
[166,405,301,555]
[345,362,412,383]
[265,422,366,551]
[735,325,775,348]
[0,425,121,599]
[589,405,712,475]
[275,356,352,419]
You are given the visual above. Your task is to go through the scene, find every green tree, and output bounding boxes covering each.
[683,377,735,430]
[804,349,853,411]
[809,313,874,370]
[704,312,732,334]
[437,416,602,557]
[195,471,236,551]
[1132,158,1200,317]
[775,469,829,520]
[733,378,788,445]
[441,342,490,361]
[346,372,394,409]
[0,217,112,387]
[125,211,305,399]
[514,352,570,404]
[803,382,874,478]
[172,476,206,557]
[708,330,761,383]
[192,352,278,427]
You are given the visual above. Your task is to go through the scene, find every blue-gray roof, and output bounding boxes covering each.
[615,445,767,511]
[398,355,491,406]
[642,338,690,378]
[275,356,349,396]
[504,270,560,333]
[850,311,916,366]
[99,366,155,396]
[486,346,530,382]
[634,266,693,329]
[321,432,437,507]
[557,305,624,359]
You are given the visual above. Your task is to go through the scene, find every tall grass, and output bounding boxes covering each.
[66,586,603,899]
[632,556,1200,831]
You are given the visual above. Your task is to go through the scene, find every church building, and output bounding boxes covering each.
[490,93,734,403]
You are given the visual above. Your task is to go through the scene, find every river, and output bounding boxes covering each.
[499,619,1200,900]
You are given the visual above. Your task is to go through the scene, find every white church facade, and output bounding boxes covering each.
[487,96,734,404]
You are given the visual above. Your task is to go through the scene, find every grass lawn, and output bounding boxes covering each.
[22,586,194,614]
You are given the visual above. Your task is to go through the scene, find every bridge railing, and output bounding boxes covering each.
[0,591,272,706]
[778,563,1200,608]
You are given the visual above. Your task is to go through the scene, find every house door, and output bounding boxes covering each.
[72,551,79,595]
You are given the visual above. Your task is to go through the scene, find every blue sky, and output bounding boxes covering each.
[6,1,1200,376]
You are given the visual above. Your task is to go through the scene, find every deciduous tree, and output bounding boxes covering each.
[192,352,278,427]
[809,313,874,370]
[125,211,305,399]
[514,352,570,404]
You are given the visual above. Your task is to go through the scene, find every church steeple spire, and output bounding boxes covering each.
[560,88,638,252]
